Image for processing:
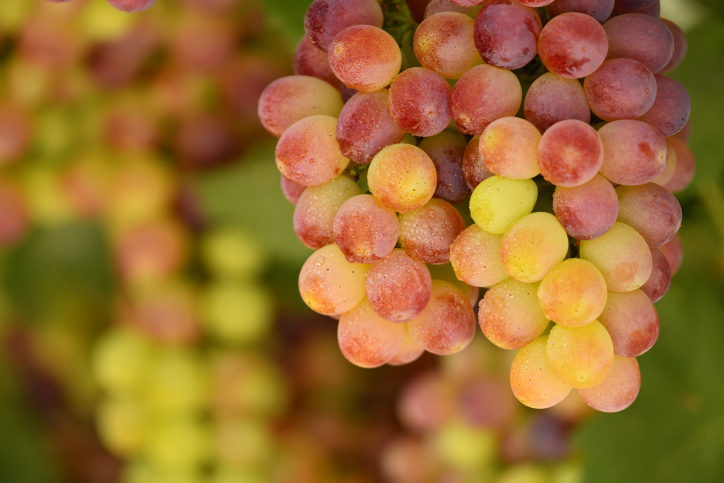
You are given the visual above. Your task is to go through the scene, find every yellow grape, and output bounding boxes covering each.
[500,212,569,282]
[469,176,537,235]
[368,143,437,213]
[547,321,614,388]
[91,327,153,395]
[510,336,572,409]
[201,281,274,344]
[449,224,509,288]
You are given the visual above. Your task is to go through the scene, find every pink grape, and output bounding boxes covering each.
[547,321,614,388]
[473,0,542,70]
[510,336,572,409]
[389,67,453,138]
[280,175,306,205]
[616,0,660,15]
[304,0,384,52]
[603,14,674,74]
[449,0,485,5]
[338,299,405,368]
[413,12,484,79]
[598,290,659,357]
[547,0,615,23]
[398,372,455,433]
[616,183,682,247]
[660,137,695,193]
[458,376,516,430]
[329,26,401,92]
[660,18,687,74]
[388,326,425,366]
[553,174,619,240]
[479,117,541,180]
[584,59,657,121]
[614,0,657,10]
[293,35,341,89]
[462,136,494,190]
[638,76,691,138]
[449,225,508,288]
[640,247,671,303]
[537,120,604,187]
[538,13,608,79]
[524,72,591,133]
[418,131,470,204]
[425,0,481,18]
[658,234,682,275]
[367,144,437,213]
[398,199,466,265]
[333,194,399,264]
[652,138,679,187]
[598,120,667,186]
[577,356,641,412]
[107,0,156,12]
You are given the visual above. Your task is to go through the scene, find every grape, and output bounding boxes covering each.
[537,119,604,187]
[202,282,274,344]
[419,131,470,203]
[389,67,453,137]
[519,0,555,5]
[433,422,496,471]
[407,280,476,356]
[336,90,404,164]
[96,398,145,456]
[92,328,153,395]
[615,183,682,247]
[280,175,305,205]
[552,174,619,240]
[458,376,516,429]
[579,222,653,292]
[640,247,671,302]
[425,0,481,18]
[398,372,455,432]
[258,75,344,138]
[294,175,361,249]
[451,64,522,135]
[538,13,608,79]
[500,212,570,283]
[660,19,687,74]
[658,234,682,275]
[537,259,607,327]
[368,144,437,213]
[337,299,406,368]
[276,115,350,187]
[603,14,673,74]
[547,0,615,23]
[329,25,401,92]
[298,243,369,315]
[201,228,267,279]
[639,77,692,139]
[449,0,485,5]
[660,137,695,192]
[651,138,678,187]
[598,290,659,357]
[523,72,591,133]
[380,438,437,483]
[215,418,273,467]
[479,117,541,180]
[388,325,425,366]
[449,225,509,288]
[478,278,549,349]
[462,136,494,190]
[674,118,692,143]
[413,12,483,79]
[616,0,660,16]
[577,355,640,412]
[510,336,572,409]
[365,249,433,323]
[144,416,211,471]
[398,198,466,265]
[614,0,656,10]
[473,0,542,70]
[145,348,208,414]
[107,0,156,12]
[304,0,384,52]
[293,35,341,89]
[598,120,667,185]
[341,83,358,102]
[584,59,657,121]
[470,176,538,235]
[547,321,614,388]
[333,194,399,263]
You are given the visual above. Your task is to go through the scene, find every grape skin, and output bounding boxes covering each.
[640,247,672,302]
[537,259,608,327]
[637,75,691,138]
[547,321,614,388]
[552,174,619,240]
[598,290,659,357]
[615,0,660,16]
[603,13,674,74]
[615,183,682,247]
[469,176,538,235]
[479,117,541,180]
[547,0,615,23]
[413,12,484,79]
[658,234,683,275]
[368,144,437,213]
[473,0,542,70]
[425,0,481,18]
[537,119,604,187]
[388,325,425,366]
[337,299,406,368]
[598,120,667,186]
[449,224,509,288]
[462,136,494,190]
[398,198,466,265]
[584,59,657,121]
[457,376,516,430]
[398,372,455,433]
[280,175,305,205]
[107,0,156,12]
[577,355,641,412]
[333,194,399,264]
[293,35,341,89]
[660,137,695,192]
[538,13,609,79]
[524,72,591,133]
[660,18,687,74]
[652,138,678,187]
[418,131,471,204]
[510,336,572,409]
[304,0,384,52]
[388,67,453,137]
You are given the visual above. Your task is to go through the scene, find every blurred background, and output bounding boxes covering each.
[0,0,722,482]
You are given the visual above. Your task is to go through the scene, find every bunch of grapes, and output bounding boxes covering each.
[259,0,693,412]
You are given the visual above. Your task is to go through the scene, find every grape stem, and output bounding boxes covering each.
[381,0,416,47]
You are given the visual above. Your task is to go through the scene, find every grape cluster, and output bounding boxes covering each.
[259,0,693,412]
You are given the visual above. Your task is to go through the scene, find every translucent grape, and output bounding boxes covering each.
[365,249,432,323]
[462,136,494,190]
[294,175,361,249]
[280,175,305,205]
[388,326,425,366]
[451,64,522,135]
[425,0,481,18]
[275,115,350,187]
[538,13,608,79]
[368,144,437,213]
[603,14,674,74]
[579,222,653,292]
[479,117,541,180]
[577,355,640,412]
[524,72,591,133]
[584,59,657,121]
[304,0,384,52]
[337,299,405,368]
[637,75,691,137]
[407,280,476,356]
[658,234,682,275]
[398,198,466,265]
[258,75,344,138]
[547,0,615,23]
[547,321,614,388]
[333,194,399,263]
[500,212,569,283]
[388,67,452,137]
[478,278,549,350]
[598,120,667,186]
[329,25,401,92]
[537,119,604,187]
[660,137,695,192]
[473,0,542,70]
[615,183,682,247]
[469,176,538,235]
[552,174,619,240]
[419,130,470,203]
[660,18,687,74]
[598,289,659,357]
[449,224,509,288]
[413,12,484,79]
[510,336,572,409]
[293,35,341,89]
[537,259,607,327]
[298,243,369,315]
[640,247,671,302]
[336,89,404,164]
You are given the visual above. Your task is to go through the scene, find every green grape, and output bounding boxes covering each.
[449,224,509,287]
[202,281,274,344]
[145,347,208,414]
[537,259,608,327]
[510,336,572,409]
[200,227,268,279]
[368,143,437,213]
[96,397,146,457]
[434,422,496,470]
[469,176,537,235]
[92,327,153,395]
[143,415,211,471]
[215,417,274,467]
[337,299,406,368]
[577,355,641,412]
[547,321,614,388]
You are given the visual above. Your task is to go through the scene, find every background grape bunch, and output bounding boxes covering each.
[259,0,693,413]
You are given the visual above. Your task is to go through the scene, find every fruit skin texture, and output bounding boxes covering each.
[338,299,405,368]
[577,355,641,412]
[469,176,537,235]
[547,321,614,388]
[538,12,609,79]
[304,0,384,52]
[107,0,157,12]
[367,144,437,213]
[510,336,572,409]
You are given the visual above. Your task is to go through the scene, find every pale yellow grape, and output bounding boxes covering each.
[469,176,537,234]
[434,422,496,471]
[449,224,509,287]
[200,227,267,279]
[368,143,437,213]
[577,355,641,412]
[91,327,153,395]
[96,397,146,456]
[510,336,572,409]
[547,321,614,388]
[202,281,273,344]
[215,417,273,467]
[143,416,211,471]
[500,212,569,283]
[338,298,406,368]
[537,259,607,327]
[145,347,208,414]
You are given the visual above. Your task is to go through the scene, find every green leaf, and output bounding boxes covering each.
[260,0,310,46]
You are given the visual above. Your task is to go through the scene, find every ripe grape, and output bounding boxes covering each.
[418,131,470,203]
[304,0,384,52]
[365,249,433,323]
[337,299,406,368]
[614,0,657,10]
[603,14,674,74]
[336,89,404,164]
[615,183,682,247]
[333,194,399,263]
[538,13,608,79]
[368,143,437,213]
[341,83,358,102]
[398,372,455,432]
[577,355,641,412]
[552,174,619,240]
[547,0,615,23]
[145,348,208,413]
[469,176,538,235]
[478,278,549,350]
[537,119,604,187]
[449,0,486,5]
[280,175,305,205]
[640,247,672,302]
[298,243,369,315]
[388,67,452,137]
[473,0,542,70]
[537,259,608,327]
[143,416,211,471]
[658,233,683,275]
[547,321,614,388]
[407,280,476,356]
[598,120,667,186]
[652,138,678,187]
[579,222,653,292]
[107,0,156,12]
[388,326,425,366]
[293,35,341,89]
[414,12,483,79]
[479,117,541,180]
[92,328,153,395]
[425,0,481,18]
[457,376,516,429]
[637,75,691,137]
[584,59,657,121]
[462,136,494,190]
[598,290,659,357]
[96,398,145,456]
[449,224,509,288]
[660,137,695,192]
[202,281,273,344]
[660,18,687,74]
[329,25,401,92]
[294,175,361,249]
[398,198,466,265]
[524,72,591,133]
[510,336,572,409]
